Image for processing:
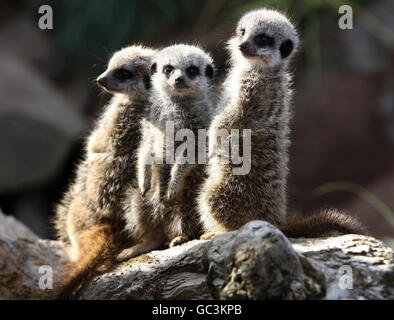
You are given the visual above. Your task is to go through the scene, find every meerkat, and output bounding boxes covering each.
[197,9,298,238]
[53,45,157,298]
[198,8,367,239]
[119,44,215,260]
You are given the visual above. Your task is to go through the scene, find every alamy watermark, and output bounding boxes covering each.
[338,265,353,290]
[142,121,252,175]
[338,5,353,30]
[35,4,354,176]
[38,5,53,30]
[37,4,353,31]
[38,265,53,290]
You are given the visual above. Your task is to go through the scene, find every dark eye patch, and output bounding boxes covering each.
[143,74,151,90]
[240,28,245,36]
[254,33,274,48]
[115,68,133,81]
[151,62,157,74]
[205,65,214,80]
[163,65,174,75]
[185,65,200,78]
[279,39,294,59]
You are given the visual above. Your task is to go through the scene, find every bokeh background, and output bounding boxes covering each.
[1,0,393,246]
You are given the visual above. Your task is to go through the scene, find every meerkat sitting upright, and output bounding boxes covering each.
[53,45,157,298]
[197,9,298,238]
[198,8,367,239]
[120,44,215,259]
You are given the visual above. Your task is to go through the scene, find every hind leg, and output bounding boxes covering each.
[66,203,83,262]
[66,196,97,262]
[116,238,164,262]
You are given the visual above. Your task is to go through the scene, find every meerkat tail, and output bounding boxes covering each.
[55,224,120,299]
[280,209,368,238]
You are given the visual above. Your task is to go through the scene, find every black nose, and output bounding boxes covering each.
[239,42,249,52]
[239,42,256,57]
[97,77,108,88]
[175,76,185,85]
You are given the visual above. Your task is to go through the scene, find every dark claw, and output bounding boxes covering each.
[141,188,148,198]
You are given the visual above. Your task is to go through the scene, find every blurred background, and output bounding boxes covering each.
[0,0,393,246]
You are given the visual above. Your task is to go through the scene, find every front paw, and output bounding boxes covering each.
[116,248,137,262]
[169,236,189,247]
[140,181,151,198]
[165,188,177,202]
[166,181,182,202]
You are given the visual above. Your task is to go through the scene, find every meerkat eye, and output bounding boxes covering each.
[240,28,245,36]
[163,65,174,74]
[254,34,274,48]
[185,65,200,78]
[115,68,133,81]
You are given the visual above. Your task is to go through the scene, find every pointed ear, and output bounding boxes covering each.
[279,39,294,59]
[151,62,157,75]
[205,64,214,80]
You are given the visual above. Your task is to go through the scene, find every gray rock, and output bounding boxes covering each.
[0,209,66,299]
[292,235,394,299]
[0,214,393,300]
[0,237,67,299]
[0,209,38,242]
[204,221,322,299]
[0,15,55,74]
[0,14,93,109]
[0,53,87,193]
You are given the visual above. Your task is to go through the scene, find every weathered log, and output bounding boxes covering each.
[0,210,392,300]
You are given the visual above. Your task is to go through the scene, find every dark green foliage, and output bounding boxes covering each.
[36,0,203,70]
[33,0,369,79]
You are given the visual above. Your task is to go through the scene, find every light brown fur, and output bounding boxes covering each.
[120,45,215,259]
[53,45,157,298]
[198,9,299,236]
[198,9,367,239]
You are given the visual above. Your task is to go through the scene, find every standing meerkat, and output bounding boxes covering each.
[53,45,157,298]
[198,9,367,239]
[198,9,299,238]
[120,44,215,259]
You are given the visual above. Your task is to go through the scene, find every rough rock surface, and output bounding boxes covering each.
[0,210,67,299]
[0,210,39,242]
[0,210,393,300]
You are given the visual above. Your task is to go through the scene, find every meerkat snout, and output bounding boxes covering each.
[96,66,135,93]
[238,41,256,57]
[96,75,108,88]
[174,76,187,88]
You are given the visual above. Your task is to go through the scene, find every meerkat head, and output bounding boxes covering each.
[228,9,299,69]
[150,44,215,99]
[97,45,157,96]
